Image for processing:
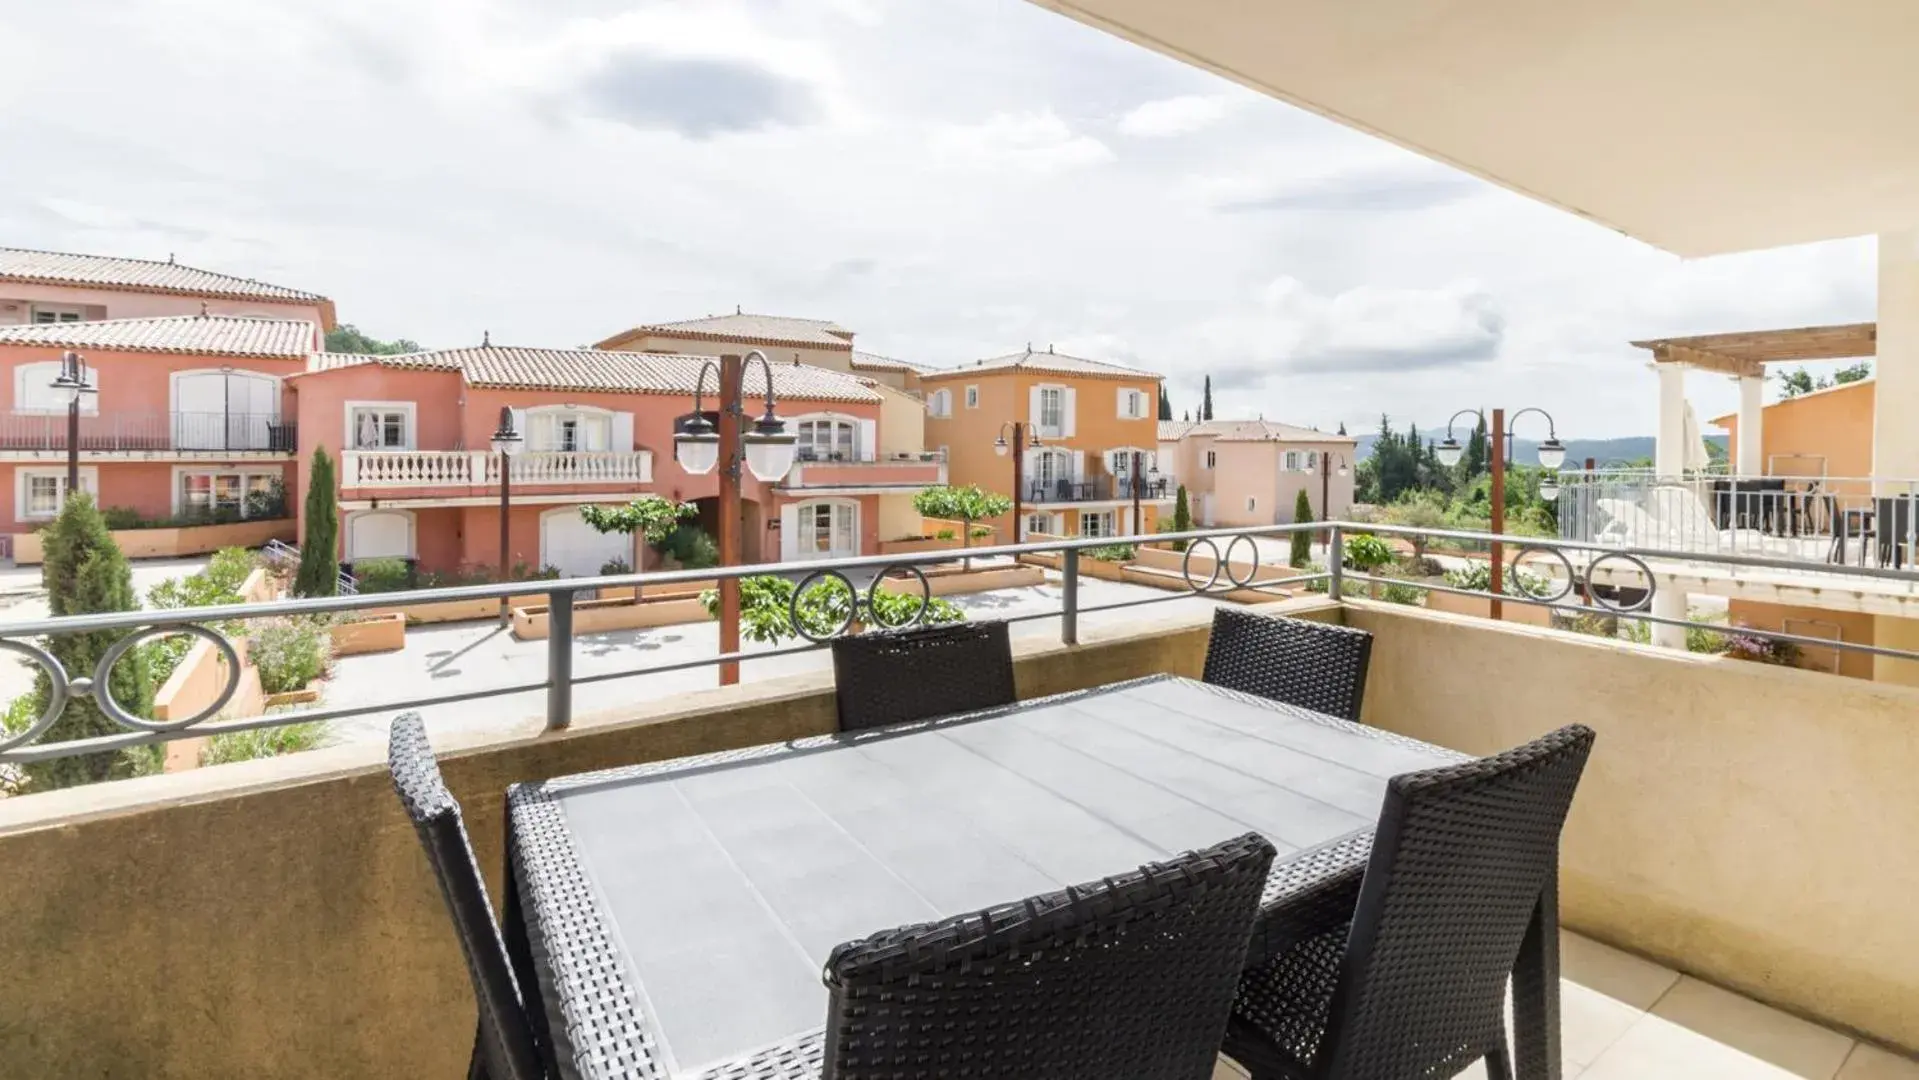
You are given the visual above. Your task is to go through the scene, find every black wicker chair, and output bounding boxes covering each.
[1202,609,1374,722]
[1220,724,1597,1080]
[822,832,1277,1080]
[387,713,546,1080]
[830,619,1016,731]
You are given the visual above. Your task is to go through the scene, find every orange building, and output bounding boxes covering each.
[920,347,1165,540]
[1712,378,1875,487]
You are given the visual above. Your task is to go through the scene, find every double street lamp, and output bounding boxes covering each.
[1304,451,1350,544]
[672,350,796,685]
[491,407,523,627]
[49,350,97,499]
[993,422,1042,543]
[1433,407,1565,616]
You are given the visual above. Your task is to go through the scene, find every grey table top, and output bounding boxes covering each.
[508,675,1460,1078]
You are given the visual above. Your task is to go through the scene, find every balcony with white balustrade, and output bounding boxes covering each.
[338,449,654,508]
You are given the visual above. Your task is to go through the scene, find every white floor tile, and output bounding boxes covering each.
[1838,1044,1919,1080]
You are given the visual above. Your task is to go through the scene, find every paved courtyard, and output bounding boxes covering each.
[321,577,1236,745]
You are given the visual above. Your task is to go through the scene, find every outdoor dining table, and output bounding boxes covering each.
[502,674,1567,1080]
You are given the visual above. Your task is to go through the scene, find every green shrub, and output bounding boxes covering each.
[1373,566,1426,606]
[1622,611,1732,655]
[351,557,413,594]
[143,548,257,688]
[701,575,966,643]
[200,717,325,766]
[1340,534,1394,572]
[102,506,146,530]
[1440,561,1554,599]
[600,557,632,576]
[1170,485,1192,552]
[1290,490,1313,568]
[935,528,956,541]
[250,618,333,694]
[243,479,287,520]
[1086,544,1136,562]
[295,447,339,598]
[970,526,993,540]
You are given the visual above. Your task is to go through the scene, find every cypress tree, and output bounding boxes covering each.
[1201,376,1214,421]
[1171,485,1192,552]
[1157,382,1173,421]
[296,446,340,598]
[1290,489,1314,568]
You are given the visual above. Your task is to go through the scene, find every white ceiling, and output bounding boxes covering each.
[1030,0,1919,257]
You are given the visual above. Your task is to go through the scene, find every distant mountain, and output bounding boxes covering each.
[1352,433,1726,468]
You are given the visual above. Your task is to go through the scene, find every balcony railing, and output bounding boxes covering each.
[793,448,944,464]
[340,450,654,489]
[784,449,946,489]
[1028,476,1170,502]
[1558,470,1919,569]
[0,410,295,453]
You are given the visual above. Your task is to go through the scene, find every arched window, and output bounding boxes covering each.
[14,360,100,414]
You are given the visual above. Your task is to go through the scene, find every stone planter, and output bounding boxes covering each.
[12,518,295,566]
[510,595,710,640]
[329,613,406,656]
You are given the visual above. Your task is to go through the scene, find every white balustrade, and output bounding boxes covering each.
[344,450,653,488]
[341,451,477,487]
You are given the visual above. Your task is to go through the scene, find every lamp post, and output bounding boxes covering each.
[1125,450,1161,536]
[992,422,1042,543]
[1435,407,1565,618]
[49,350,96,500]
[491,407,523,627]
[1304,451,1350,545]
[672,351,796,685]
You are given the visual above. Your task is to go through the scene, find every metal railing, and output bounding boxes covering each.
[792,448,945,464]
[1559,470,1919,569]
[3,521,1917,770]
[260,539,357,595]
[0,410,295,453]
[1029,476,1172,502]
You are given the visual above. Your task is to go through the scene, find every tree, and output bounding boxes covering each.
[1779,367,1821,398]
[1169,484,1192,552]
[1463,413,1489,478]
[1201,376,1215,421]
[1182,410,1191,422]
[295,447,339,597]
[1834,361,1872,385]
[913,485,1013,569]
[17,493,153,791]
[1157,382,1173,421]
[325,324,422,355]
[579,496,698,569]
[1289,489,1313,568]
[702,575,965,643]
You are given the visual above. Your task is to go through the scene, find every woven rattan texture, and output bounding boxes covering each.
[1223,724,1595,1080]
[1201,610,1374,722]
[830,620,1017,731]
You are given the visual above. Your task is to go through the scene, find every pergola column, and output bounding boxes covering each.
[1874,228,1919,493]
[1655,363,1688,478]
[1736,374,1765,475]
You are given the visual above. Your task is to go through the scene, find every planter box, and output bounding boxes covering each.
[1425,588,1554,627]
[1019,551,1132,581]
[330,613,406,656]
[365,592,552,625]
[12,518,295,566]
[155,635,266,774]
[264,688,322,709]
[878,537,967,556]
[1130,544,1302,585]
[511,595,710,640]
[881,564,1044,597]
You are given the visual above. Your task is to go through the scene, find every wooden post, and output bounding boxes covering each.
[497,453,512,627]
[717,353,743,686]
[1490,408,1505,620]
[1131,450,1144,536]
[1011,426,1025,544]
[1320,451,1331,545]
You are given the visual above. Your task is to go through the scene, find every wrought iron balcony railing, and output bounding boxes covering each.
[1028,476,1170,502]
[0,410,296,453]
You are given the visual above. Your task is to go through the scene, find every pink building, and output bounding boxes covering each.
[0,315,313,547]
[289,343,943,577]
[0,247,334,334]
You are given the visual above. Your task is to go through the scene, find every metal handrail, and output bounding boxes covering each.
[4,519,1918,768]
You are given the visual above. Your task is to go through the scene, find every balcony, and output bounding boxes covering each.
[0,525,1915,1076]
[1029,474,1171,503]
[781,448,946,491]
[0,410,296,457]
[339,449,655,493]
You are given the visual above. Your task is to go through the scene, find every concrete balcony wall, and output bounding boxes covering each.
[1345,600,1919,1052]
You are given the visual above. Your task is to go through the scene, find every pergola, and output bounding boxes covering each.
[1632,324,1877,475]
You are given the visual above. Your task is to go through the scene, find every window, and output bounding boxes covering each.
[349,404,413,450]
[965,385,979,409]
[1079,511,1113,538]
[1034,448,1072,490]
[30,305,83,324]
[529,408,610,453]
[1284,450,1303,471]
[1118,387,1146,419]
[798,502,856,557]
[1038,387,1064,433]
[178,469,283,519]
[1024,512,1054,537]
[17,468,96,520]
[13,360,100,414]
[26,475,61,516]
[1204,450,1217,470]
[1247,497,1257,512]
[797,418,858,461]
[928,389,952,418]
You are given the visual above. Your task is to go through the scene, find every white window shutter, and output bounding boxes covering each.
[612,412,634,451]
[779,502,799,561]
[1073,451,1085,481]
[1117,387,1127,418]
[1062,388,1077,436]
[856,419,877,460]
[510,409,529,451]
[1028,386,1043,425]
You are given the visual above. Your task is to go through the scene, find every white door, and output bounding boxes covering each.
[347,511,413,561]
[174,371,278,449]
[541,509,632,578]
[792,502,858,559]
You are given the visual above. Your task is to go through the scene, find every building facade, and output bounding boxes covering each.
[594,311,929,396]
[289,343,940,577]
[921,347,1165,539]
[1157,419,1357,527]
[0,315,313,550]
[0,247,334,335]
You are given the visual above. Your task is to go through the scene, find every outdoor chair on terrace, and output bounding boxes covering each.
[1202,609,1374,723]
[830,619,1016,731]
[819,831,1277,1080]
[1220,724,1596,1080]
[388,713,546,1080]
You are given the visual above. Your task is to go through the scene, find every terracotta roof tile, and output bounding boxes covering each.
[0,315,317,358]
[0,247,328,304]
[849,349,936,374]
[304,344,882,403]
[921,347,1162,381]
[599,312,855,350]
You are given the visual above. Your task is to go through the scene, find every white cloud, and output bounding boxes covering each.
[928,110,1114,173]
[1117,94,1236,137]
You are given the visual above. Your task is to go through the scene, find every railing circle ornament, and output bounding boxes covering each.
[789,569,861,644]
[1585,552,1657,613]
[93,625,242,732]
[1509,545,1577,606]
[0,640,69,753]
[1180,538,1225,593]
[865,565,932,632]
[1221,535,1261,589]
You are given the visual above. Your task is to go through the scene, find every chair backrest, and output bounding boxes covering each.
[822,832,1277,1080]
[1202,608,1374,721]
[387,713,544,1080]
[1316,724,1596,1080]
[830,619,1016,731]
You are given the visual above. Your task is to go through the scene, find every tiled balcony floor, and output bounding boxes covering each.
[1214,932,1917,1079]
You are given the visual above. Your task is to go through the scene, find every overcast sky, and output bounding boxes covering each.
[0,0,1879,437]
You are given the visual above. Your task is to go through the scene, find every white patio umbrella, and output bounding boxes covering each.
[1682,400,1712,472]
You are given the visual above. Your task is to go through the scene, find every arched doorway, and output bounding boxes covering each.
[690,496,764,565]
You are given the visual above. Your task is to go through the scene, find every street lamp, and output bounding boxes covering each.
[491,406,523,627]
[993,422,1042,543]
[672,350,795,685]
[49,350,96,499]
[1435,406,1562,617]
[1305,451,1351,543]
[1126,450,1161,536]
